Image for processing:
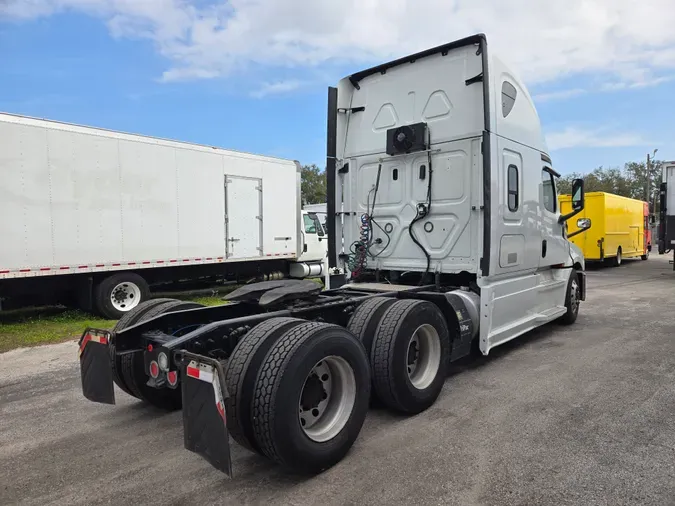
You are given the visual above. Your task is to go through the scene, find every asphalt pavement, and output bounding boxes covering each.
[1,255,674,505]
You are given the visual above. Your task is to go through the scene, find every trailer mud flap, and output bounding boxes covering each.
[78,328,115,405]
[178,351,232,477]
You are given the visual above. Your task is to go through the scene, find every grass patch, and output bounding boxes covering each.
[0,310,116,354]
[0,279,327,354]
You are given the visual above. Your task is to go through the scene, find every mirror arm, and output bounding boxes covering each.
[559,207,583,224]
[567,228,587,239]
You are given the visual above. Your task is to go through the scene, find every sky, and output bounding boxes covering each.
[1,0,674,175]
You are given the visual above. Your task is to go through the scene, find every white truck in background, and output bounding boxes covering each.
[0,113,326,318]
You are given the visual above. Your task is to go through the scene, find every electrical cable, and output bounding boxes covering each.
[407,128,433,284]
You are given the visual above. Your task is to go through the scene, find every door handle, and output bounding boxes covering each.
[542,239,547,258]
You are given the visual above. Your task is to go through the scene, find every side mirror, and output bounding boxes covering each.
[571,178,584,211]
[559,177,586,224]
[577,218,591,230]
[568,217,591,239]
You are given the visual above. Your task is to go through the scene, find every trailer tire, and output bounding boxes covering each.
[251,322,370,474]
[641,252,649,261]
[347,297,397,358]
[110,297,176,398]
[121,300,204,410]
[94,272,150,320]
[224,317,305,454]
[371,300,450,414]
[558,270,581,325]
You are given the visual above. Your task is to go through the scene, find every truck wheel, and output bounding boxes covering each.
[347,297,396,357]
[251,322,370,474]
[94,273,150,320]
[224,317,305,454]
[110,298,177,398]
[371,300,450,414]
[611,248,622,267]
[559,270,581,325]
[121,300,204,410]
[641,251,649,261]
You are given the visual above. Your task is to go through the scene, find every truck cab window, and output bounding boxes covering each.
[303,214,317,234]
[541,168,557,213]
[312,215,325,237]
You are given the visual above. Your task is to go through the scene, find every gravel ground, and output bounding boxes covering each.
[1,255,674,505]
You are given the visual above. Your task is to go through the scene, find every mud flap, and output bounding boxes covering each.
[78,328,115,405]
[178,351,232,477]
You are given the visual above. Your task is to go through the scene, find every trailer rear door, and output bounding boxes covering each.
[225,176,262,259]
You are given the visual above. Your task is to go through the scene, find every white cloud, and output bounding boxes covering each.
[250,79,306,98]
[546,127,655,151]
[533,88,588,103]
[4,0,675,89]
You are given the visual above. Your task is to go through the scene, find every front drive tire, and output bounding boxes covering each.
[371,300,450,414]
[559,270,581,325]
[94,272,150,320]
[251,322,370,474]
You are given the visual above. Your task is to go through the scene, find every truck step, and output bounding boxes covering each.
[535,307,567,322]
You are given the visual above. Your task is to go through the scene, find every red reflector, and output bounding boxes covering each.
[147,344,153,352]
[149,361,159,378]
[216,400,225,421]
[167,371,178,386]
[186,366,200,379]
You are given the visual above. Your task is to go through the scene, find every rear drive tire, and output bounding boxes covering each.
[224,317,305,454]
[371,300,450,414]
[94,272,150,320]
[347,297,397,357]
[641,252,649,260]
[611,248,622,267]
[110,297,176,398]
[251,322,370,474]
[558,270,580,325]
[121,300,204,410]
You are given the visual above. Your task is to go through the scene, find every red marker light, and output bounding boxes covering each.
[147,344,153,352]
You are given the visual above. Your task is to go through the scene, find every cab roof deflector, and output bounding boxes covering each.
[348,33,487,90]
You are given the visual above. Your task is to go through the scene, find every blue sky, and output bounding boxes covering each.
[1,0,674,175]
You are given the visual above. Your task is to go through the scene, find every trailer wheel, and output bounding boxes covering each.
[558,270,580,325]
[110,298,177,398]
[224,317,305,454]
[94,273,150,320]
[371,300,450,414]
[641,251,649,261]
[251,322,370,474]
[347,297,397,357]
[121,300,204,410]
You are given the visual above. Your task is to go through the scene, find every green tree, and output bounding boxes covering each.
[301,164,327,205]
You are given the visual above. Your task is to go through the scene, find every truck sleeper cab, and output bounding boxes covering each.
[78,34,588,478]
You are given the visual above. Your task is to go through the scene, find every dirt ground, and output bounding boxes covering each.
[1,256,674,505]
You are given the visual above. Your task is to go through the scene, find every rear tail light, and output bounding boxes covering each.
[149,360,160,378]
[167,371,178,386]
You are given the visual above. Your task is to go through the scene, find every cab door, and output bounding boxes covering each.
[539,167,569,268]
[298,212,327,262]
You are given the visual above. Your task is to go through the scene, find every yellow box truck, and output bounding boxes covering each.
[560,192,650,265]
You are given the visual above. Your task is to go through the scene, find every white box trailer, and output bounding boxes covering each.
[0,112,325,318]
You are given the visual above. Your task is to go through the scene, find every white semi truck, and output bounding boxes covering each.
[0,113,326,318]
[78,34,589,477]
